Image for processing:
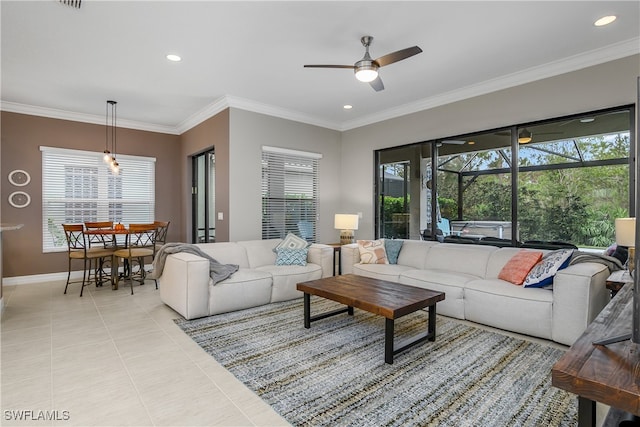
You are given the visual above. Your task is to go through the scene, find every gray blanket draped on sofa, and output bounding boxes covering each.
[148,242,239,284]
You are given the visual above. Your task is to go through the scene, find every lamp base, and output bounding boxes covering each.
[339,230,355,245]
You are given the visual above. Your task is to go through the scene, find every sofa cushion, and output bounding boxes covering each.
[398,270,469,320]
[498,250,543,285]
[384,239,404,264]
[238,239,281,268]
[198,242,250,268]
[352,263,416,282]
[357,240,389,264]
[208,268,273,315]
[275,247,308,266]
[257,264,322,302]
[424,243,498,277]
[523,249,574,288]
[399,269,481,320]
[464,279,553,340]
[396,240,437,269]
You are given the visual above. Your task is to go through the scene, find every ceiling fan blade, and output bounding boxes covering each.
[375,46,422,67]
[369,76,384,92]
[303,64,355,69]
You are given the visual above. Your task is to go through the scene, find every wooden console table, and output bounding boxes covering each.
[552,282,640,426]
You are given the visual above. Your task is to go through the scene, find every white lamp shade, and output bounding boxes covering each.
[334,214,359,230]
[355,68,378,82]
[615,217,636,247]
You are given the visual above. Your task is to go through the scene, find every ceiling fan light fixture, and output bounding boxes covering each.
[518,128,533,144]
[354,62,379,82]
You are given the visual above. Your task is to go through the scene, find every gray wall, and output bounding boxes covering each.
[341,54,640,239]
[229,109,342,243]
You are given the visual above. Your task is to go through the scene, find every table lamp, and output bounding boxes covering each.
[615,217,635,274]
[334,214,359,245]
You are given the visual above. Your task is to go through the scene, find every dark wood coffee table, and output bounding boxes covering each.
[296,274,445,364]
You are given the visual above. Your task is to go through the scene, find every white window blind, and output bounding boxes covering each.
[41,146,155,252]
[261,146,321,242]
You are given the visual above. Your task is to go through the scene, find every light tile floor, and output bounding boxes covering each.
[1,279,289,427]
[1,279,610,427]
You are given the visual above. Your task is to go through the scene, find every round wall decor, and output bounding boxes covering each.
[8,169,30,187]
[8,191,31,208]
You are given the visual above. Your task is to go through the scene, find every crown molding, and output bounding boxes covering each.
[2,38,638,135]
[225,95,341,131]
[0,101,179,134]
[340,37,640,131]
[174,96,230,134]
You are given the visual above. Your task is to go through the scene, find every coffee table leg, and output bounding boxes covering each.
[385,318,394,364]
[428,304,436,341]
[348,306,354,315]
[303,293,311,329]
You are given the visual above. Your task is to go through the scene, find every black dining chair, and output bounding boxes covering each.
[84,221,116,287]
[62,224,115,297]
[113,223,157,294]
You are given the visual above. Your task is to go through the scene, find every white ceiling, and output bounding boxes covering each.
[1,1,639,134]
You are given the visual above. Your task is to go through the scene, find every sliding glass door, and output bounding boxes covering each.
[192,149,215,243]
[374,105,634,249]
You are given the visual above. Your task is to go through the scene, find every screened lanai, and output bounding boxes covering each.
[376,106,634,249]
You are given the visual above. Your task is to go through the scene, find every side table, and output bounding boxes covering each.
[606,269,633,298]
[325,243,342,276]
[552,282,640,426]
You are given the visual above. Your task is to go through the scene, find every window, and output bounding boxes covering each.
[41,146,155,252]
[261,146,321,242]
[374,106,634,248]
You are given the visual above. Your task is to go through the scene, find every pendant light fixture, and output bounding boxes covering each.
[103,100,120,175]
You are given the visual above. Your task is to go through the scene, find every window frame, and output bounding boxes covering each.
[41,146,156,253]
[261,145,322,242]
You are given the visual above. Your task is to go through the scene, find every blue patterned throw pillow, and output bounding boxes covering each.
[275,248,308,266]
[523,249,574,288]
[384,239,404,264]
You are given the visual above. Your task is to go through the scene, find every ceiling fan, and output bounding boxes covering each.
[304,36,422,92]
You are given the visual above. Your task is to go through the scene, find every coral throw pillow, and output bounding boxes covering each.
[498,250,543,285]
[357,240,389,264]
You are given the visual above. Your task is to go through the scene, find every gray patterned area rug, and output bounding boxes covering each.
[175,297,577,427]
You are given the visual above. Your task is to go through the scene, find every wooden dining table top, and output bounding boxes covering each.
[84,228,131,235]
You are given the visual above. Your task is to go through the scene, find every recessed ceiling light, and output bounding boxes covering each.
[166,54,182,62]
[468,141,476,145]
[580,117,595,123]
[594,15,616,27]
[343,105,353,110]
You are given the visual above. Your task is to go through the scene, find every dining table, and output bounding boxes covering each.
[84,227,132,290]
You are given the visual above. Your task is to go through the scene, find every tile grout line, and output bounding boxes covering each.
[132,286,262,427]
[89,283,157,427]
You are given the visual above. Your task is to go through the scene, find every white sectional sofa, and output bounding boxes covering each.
[158,239,334,320]
[341,239,612,346]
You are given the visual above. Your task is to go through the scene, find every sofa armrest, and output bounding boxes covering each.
[158,252,211,320]
[308,244,334,278]
[340,243,360,275]
[552,262,610,345]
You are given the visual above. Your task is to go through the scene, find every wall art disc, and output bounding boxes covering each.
[8,169,30,186]
[8,191,31,208]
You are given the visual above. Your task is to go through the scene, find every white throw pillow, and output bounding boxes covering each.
[357,240,389,264]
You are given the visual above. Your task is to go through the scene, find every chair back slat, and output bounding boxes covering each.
[63,224,87,251]
[127,223,157,250]
[84,221,115,248]
[154,221,170,246]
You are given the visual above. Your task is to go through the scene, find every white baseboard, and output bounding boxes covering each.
[2,266,153,286]
[3,271,83,286]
